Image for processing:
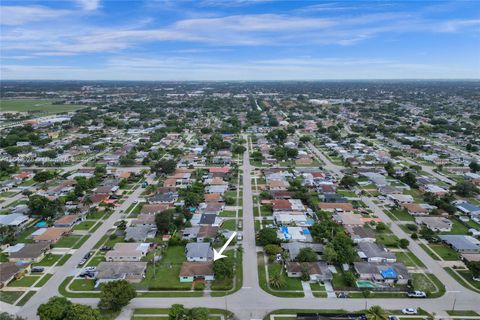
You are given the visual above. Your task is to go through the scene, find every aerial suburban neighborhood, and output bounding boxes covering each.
[1,0,480,319]
[0,80,479,320]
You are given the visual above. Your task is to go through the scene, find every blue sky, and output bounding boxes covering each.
[1,0,479,80]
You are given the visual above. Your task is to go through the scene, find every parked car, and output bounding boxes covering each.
[407,290,427,298]
[83,252,92,259]
[473,275,480,282]
[78,259,87,266]
[31,267,45,273]
[402,308,418,315]
[85,267,96,272]
[79,272,95,279]
[100,246,112,251]
[337,292,349,298]
[388,316,399,320]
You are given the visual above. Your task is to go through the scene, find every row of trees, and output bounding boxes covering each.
[37,280,136,320]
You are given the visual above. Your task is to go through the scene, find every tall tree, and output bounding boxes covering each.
[365,305,388,320]
[37,297,72,320]
[98,280,137,312]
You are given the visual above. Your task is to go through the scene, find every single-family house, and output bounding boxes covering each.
[185,243,213,262]
[7,243,50,263]
[95,261,147,287]
[285,261,332,282]
[438,235,480,253]
[106,243,150,262]
[179,261,215,282]
[354,262,410,285]
[416,216,452,232]
[357,242,396,263]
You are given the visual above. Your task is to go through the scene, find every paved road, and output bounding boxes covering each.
[401,157,456,186]
[13,139,480,319]
[18,184,147,319]
[306,142,344,178]
[240,135,258,290]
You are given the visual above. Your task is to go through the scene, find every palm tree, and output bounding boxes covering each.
[269,273,285,289]
[366,305,388,320]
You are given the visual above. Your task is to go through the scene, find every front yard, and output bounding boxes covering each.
[137,245,191,290]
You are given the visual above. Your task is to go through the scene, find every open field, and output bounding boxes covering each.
[0,99,86,115]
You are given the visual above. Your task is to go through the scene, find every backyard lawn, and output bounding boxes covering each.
[138,245,191,290]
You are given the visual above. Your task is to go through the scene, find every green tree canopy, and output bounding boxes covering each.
[98,280,137,312]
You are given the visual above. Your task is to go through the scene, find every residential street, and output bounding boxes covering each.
[33,146,480,319]
[18,184,147,319]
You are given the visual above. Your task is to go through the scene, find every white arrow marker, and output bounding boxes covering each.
[213,231,237,261]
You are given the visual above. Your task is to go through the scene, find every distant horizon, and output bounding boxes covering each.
[2,78,480,82]
[1,0,479,80]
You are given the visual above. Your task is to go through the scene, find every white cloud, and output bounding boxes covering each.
[0,6,70,25]
[74,0,101,11]
[3,56,478,80]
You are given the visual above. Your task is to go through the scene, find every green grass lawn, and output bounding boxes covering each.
[376,232,400,247]
[268,263,303,291]
[442,219,470,235]
[70,279,96,291]
[429,244,460,261]
[86,254,105,267]
[34,254,62,266]
[57,254,72,266]
[395,251,426,268]
[419,243,440,260]
[218,210,237,217]
[73,220,97,231]
[336,190,357,197]
[87,210,107,220]
[16,291,36,306]
[0,191,18,198]
[35,273,53,287]
[138,245,191,290]
[0,252,8,262]
[411,273,445,297]
[0,291,23,304]
[260,205,272,216]
[447,310,479,316]
[72,235,89,249]
[257,253,304,297]
[221,220,236,231]
[0,99,86,115]
[53,235,83,248]
[7,276,41,287]
[388,208,414,221]
[445,267,480,291]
